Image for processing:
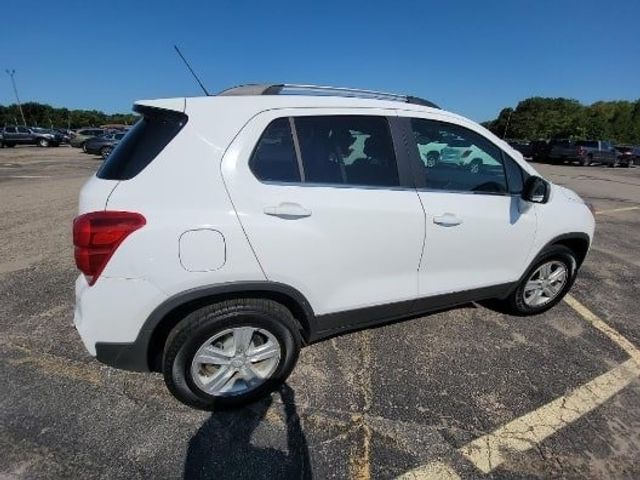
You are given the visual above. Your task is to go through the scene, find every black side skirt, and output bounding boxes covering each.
[309,282,515,342]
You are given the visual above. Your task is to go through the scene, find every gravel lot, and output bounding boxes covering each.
[1,147,639,479]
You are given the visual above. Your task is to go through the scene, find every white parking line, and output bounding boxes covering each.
[595,206,640,215]
[398,461,461,480]
[397,294,640,479]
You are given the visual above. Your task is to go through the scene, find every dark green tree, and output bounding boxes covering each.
[484,97,640,144]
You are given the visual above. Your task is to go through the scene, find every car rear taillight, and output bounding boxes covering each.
[73,211,146,285]
[577,146,586,156]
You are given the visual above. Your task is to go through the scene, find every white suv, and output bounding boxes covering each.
[73,84,595,409]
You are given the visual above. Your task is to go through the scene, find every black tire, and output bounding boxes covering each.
[5,143,15,148]
[485,245,578,316]
[81,142,88,153]
[580,155,590,167]
[38,138,49,147]
[162,298,301,410]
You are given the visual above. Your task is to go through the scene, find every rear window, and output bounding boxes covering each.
[97,106,187,180]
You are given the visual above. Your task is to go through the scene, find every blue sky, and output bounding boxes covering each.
[1,0,638,121]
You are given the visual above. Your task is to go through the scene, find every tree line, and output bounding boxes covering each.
[0,102,138,129]
[482,97,640,145]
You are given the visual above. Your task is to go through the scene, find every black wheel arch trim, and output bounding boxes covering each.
[541,232,591,266]
[96,281,317,372]
[502,231,591,298]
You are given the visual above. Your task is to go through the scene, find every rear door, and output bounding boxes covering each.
[222,108,424,327]
[401,114,537,298]
[16,126,31,144]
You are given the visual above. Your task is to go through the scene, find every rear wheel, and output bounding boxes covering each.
[162,299,301,410]
[485,245,577,316]
[100,146,112,159]
[82,142,88,153]
[468,158,482,174]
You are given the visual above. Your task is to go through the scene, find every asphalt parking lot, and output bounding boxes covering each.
[1,147,639,479]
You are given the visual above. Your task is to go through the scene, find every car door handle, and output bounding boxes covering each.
[433,213,462,227]
[264,202,312,219]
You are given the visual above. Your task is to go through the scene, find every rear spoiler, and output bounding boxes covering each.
[133,98,186,113]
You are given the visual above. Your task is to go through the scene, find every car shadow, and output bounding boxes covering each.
[183,383,311,480]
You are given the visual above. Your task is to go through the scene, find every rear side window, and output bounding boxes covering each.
[250,115,400,188]
[98,106,187,180]
[295,115,399,187]
[250,118,301,182]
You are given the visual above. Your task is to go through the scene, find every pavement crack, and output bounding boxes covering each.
[348,331,373,480]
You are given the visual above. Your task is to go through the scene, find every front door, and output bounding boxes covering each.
[222,109,424,328]
[404,116,537,298]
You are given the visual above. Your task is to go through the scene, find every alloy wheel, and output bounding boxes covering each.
[190,327,281,397]
[523,260,568,307]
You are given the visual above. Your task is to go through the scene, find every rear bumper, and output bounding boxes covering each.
[95,341,149,372]
[73,274,168,371]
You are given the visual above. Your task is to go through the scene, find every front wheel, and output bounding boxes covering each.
[38,138,49,147]
[162,299,301,410]
[485,245,578,316]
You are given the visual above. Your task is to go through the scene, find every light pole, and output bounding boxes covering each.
[5,69,27,126]
[503,109,513,139]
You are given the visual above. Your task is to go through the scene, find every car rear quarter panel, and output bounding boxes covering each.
[99,100,266,296]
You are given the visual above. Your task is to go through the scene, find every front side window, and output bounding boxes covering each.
[17,126,29,133]
[410,118,507,194]
[295,115,399,187]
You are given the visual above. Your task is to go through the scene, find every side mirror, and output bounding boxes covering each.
[522,176,550,204]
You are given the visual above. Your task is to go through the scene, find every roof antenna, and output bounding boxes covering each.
[173,45,210,96]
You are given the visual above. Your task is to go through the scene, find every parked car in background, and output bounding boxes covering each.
[548,139,618,166]
[70,128,107,149]
[507,140,532,158]
[530,140,551,162]
[55,129,73,144]
[84,132,126,158]
[0,126,63,147]
[615,145,639,167]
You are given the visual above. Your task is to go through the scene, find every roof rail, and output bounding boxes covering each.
[218,83,440,109]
